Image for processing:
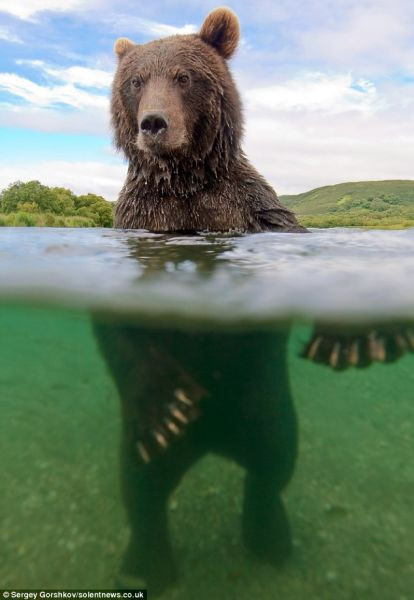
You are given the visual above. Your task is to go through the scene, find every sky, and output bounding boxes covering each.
[0,0,414,199]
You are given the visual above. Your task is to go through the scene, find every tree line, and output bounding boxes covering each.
[0,180,114,227]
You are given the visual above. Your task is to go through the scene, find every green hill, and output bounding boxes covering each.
[0,180,114,228]
[280,180,414,228]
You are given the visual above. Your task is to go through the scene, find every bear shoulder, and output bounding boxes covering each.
[231,157,306,233]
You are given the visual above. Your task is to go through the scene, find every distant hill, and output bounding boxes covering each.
[280,180,414,228]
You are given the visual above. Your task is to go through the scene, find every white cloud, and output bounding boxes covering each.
[110,15,197,38]
[0,102,110,135]
[0,72,108,108]
[0,26,23,43]
[243,105,414,195]
[0,0,86,21]
[0,60,112,131]
[297,3,414,73]
[16,60,113,89]
[238,70,414,193]
[245,73,383,115]
[142,20,197,37]
[0,0,196,39]
[0,160,126,200]
[45,65,113,88]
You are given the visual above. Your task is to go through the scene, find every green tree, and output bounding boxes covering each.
[50,187,76,215]
[0,181,114,227]
[75,193,114,227]
[1,180,59,213]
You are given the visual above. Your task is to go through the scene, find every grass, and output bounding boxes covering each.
[0,212,96,228]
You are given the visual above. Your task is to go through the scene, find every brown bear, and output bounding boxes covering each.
[94,7,303,595]
[111,7,305,233]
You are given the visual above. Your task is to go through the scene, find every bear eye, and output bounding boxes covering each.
[131,77,142,89]
[177,73,190,85]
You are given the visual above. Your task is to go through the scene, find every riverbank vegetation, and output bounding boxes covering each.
[0,181,113,227]
[1,179,414,229]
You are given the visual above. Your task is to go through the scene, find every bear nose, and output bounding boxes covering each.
[140,112,168,136]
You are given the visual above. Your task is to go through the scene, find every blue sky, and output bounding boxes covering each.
[0,0,413,198]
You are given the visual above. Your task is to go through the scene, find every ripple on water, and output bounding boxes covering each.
[0,226,414,324]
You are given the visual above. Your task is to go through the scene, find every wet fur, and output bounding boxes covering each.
[111,32,305,232]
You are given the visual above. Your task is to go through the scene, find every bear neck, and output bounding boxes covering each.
[126,134,240,198]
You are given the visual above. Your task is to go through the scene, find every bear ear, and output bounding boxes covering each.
[199,7,240,59]
[114,37,136,59]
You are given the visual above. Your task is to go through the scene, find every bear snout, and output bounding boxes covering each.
[140,112,169,137]
[137,106,187,154]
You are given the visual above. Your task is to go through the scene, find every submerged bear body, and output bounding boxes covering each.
[95,322,297,593]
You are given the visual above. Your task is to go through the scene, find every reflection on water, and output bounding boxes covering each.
[0,228,413,598]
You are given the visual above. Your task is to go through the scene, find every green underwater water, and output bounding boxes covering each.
[1,303,413,599]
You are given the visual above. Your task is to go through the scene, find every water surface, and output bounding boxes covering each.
[1,226,414,322]
[0,227,413,599]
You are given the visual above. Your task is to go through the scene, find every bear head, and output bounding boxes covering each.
[111,8,242,179]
